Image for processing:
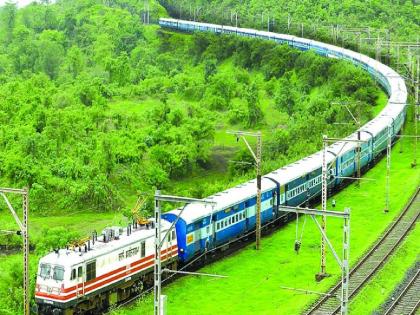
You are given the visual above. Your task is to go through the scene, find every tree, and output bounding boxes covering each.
[101,138,114,178]
[274,78,295,116]
[0,2,17,45]
[64,46,85,78]
[106,52,132,86]
[204,58,217,82]
[245,82,264,127]
[36,30,65,79]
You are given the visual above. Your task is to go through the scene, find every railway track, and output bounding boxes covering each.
[306,187,420,315]
[383,267,420,315]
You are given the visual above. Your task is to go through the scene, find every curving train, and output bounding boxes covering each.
[35,18,407,315]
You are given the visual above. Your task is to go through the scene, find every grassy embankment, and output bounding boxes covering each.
[111,121,420,315]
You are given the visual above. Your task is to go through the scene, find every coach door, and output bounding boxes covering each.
[75,265,84,297]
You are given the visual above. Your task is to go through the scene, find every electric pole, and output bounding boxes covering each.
[279,204,351,314]
[0,188,29,315]
[317,135,328,280]
[384,125,392,213]
[318,136,363,281]
[332,101,362,186]
[413,55,419,167]
[227,130,262,250]
[154,191,216,315]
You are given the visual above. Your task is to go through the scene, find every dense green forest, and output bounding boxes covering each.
[163,0,419,41]
[0,0,383,218]
[162,0,420,66]
[0,0,411,314]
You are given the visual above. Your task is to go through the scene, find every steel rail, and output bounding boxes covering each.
[306,187,420,314]
[383,268,420,315]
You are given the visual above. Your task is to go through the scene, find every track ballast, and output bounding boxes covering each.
[306,187,420,315]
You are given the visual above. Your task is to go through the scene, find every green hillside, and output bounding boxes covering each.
[0,0,383,217]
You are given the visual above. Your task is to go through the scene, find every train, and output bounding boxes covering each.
[34,18,407,315]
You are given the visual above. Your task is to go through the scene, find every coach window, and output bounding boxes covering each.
[70,269,76,280]
[86,261,96,282]
[141,241,146,258]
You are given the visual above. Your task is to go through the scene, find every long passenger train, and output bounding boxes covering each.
[35,18,407,314]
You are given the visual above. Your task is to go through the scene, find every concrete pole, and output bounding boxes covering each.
[319,135,328,279]
[23,189,29,315]
[341,207,350,315]
[384,126,391,213]
[357,130,361,187]
[414,55,419,167]
[154,190,162,315]
[227,130,263,250]
[255,133,262,251]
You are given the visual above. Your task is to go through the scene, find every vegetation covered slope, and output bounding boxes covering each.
[162,0,419,42]
[0,0,383,216]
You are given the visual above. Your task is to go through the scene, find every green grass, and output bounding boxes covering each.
[112,135,420,315]
[349,224,419,314]
[108,97,157,116]
[0,210,126,241]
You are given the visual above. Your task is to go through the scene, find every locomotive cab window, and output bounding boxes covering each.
[52,265,64,281]
[86,261,96,282]
[40,263,51,279]
[77,266,82,278]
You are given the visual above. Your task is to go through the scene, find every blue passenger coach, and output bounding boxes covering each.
[159,18,407,265]
[163,178,278,263]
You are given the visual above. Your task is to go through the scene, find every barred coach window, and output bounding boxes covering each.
[86,261,96,282]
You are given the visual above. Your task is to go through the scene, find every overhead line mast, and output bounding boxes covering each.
[227,130,262,250]
[0,187,30,315]
[318,136,363,281]
[153,191,216,315]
